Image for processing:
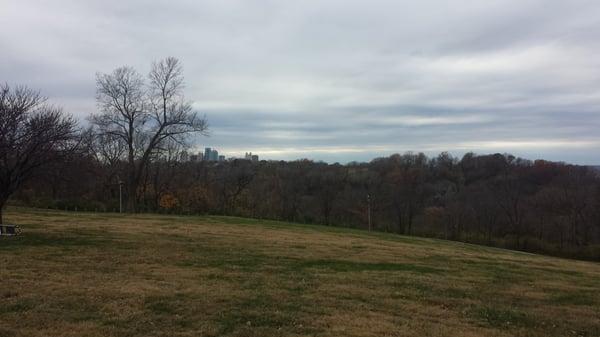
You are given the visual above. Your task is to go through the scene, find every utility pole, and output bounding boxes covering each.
[118,178,124,213]
[367,193,372,232]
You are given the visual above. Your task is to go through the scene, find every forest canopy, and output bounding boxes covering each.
[13,149,600,261]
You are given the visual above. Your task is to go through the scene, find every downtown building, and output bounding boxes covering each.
[244,152,259,162]
[204,147,221,161]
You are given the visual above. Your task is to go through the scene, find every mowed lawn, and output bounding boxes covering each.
[1,208,599,337]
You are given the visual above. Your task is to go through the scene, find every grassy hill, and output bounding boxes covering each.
[1,208,599,337]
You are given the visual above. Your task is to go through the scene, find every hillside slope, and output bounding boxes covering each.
[1,208,599,337]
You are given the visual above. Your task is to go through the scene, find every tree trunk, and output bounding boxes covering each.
[127,167,138,213]
[0,182,13,225]
[395,204,404,234]
[127,181,137,213]
[127,128,136,213]
[0,194,8,224]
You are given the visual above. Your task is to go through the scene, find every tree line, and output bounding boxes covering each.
[2,57,600,260]
[15,149,600,260]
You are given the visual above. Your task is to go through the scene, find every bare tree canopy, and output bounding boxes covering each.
[0,83,79,223]
[90,57,208,212]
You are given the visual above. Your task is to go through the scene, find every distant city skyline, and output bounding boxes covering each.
[181,147,260,162]
[2,1,600,164]
[190,145,589,165]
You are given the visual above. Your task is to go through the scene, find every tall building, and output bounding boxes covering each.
[204,147,212,161]
[201,147,224,161]
[245,152,259,162]
[218,155,225,162]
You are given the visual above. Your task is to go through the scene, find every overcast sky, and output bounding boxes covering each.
[2,0,600,163]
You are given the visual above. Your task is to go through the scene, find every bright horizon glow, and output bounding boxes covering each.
[194,138,600,164]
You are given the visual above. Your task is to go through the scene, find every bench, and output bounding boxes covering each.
[0,225,21,236]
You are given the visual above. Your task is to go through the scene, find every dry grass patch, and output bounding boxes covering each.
[0,207,599,337]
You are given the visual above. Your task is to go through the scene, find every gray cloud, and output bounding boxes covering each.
[2,0,600,163]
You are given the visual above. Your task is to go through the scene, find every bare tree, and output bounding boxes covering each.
[90,57,208,212]
[0,84,78,223]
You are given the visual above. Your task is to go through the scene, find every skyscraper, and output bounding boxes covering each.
[201,147,223,161]
[245,152,259,162]
[204,147,211,161]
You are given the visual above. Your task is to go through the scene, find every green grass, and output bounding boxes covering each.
[1,207,599,337]
[295,259,443,273]
[468,306,533,329]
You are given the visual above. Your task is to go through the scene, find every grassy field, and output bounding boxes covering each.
[1,208,599,337]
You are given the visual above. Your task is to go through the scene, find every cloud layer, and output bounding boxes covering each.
[2,0,600,163]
